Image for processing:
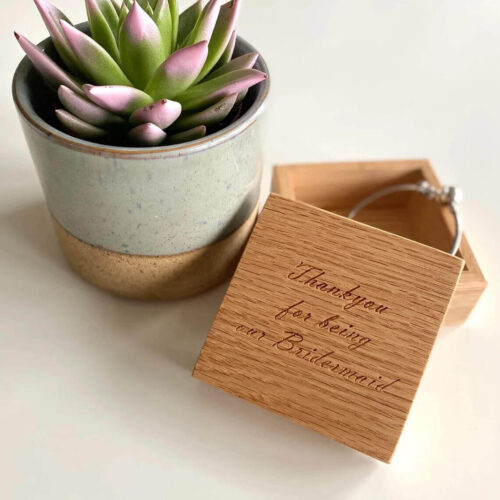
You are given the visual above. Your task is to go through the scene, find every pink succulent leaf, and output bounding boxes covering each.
[214,29,236,69]
[55,109,108,140]
[128,122,167,146]
[205,52,258,81]
[168,125,206,144]
[119,1,167,89]
[183,0,220,47]
[172,93,236,131]
[177,0,203,47]
[129,98,182,129]
[177,68,267,111]
[14,32,83,95]
[86,0,120,61]
[83,84,154,115]
[33,0,82,75]
[145,40,208,100]
[195,0,241,82]
[58,85,125,126]
[60,21,132,86]
[169,0,179,50]
[153,0,173,55]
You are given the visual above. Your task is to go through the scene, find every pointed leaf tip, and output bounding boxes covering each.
[129,99,182,129]
[177,68,266,111]
[15,32,83,95]
[84,84,154,115]
[195,0,241,81]
[206,52,259,81]
[33,0,82,75]
[119,0,166,88]
[145,40,208,100]
[153,0,173,55]
[184,0,220,47]
[86,0,120,61]
[178,0,203,46]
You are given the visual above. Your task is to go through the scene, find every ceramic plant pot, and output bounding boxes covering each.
[13,32,270,300]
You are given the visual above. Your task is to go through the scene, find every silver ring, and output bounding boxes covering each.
[347,180,463,256]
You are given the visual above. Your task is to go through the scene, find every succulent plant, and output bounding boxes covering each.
[15,0,267,146]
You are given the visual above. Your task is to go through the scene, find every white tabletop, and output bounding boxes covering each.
[1,1,499,498]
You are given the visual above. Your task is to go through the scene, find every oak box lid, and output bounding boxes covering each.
[193,194,464,462]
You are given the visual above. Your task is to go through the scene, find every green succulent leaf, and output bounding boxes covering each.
[55,109,108,140]
[183,0,220,47]
[20,0,269,147]
[172,93,237,131]
[145,41,208,100]
[61,21,132,85]
[110,0,121,14]
[177,68,266,111]
[86,0,120,62]
[214,29,236,69]
[195,0,241,82]
[169,0,179,50]
[94,0,120,34]
[168,125,206,144]
[204,52,258,81]
[177,0,203,47]
[153,0,173,55]
[119,1,167,89]
[118,3,129,29]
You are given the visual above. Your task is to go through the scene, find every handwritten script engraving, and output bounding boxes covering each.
[235,324,399,392]
[288,262,389,314]
[275,300,372,351]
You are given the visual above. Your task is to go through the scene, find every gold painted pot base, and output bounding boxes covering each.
[53,206,258,300]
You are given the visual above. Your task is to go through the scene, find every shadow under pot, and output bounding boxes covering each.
[12,31,270,300]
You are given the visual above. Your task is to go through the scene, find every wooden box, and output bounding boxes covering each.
[272,159,486,325]
[194,193,465,462]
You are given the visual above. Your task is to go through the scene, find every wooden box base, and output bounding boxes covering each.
[272,159,486,326]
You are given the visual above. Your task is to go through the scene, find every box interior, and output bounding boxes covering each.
[274,161,465,263]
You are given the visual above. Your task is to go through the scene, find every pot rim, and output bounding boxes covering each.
[12,28,270,159]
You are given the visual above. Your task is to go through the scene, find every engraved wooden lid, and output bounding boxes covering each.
[193,194,464,463]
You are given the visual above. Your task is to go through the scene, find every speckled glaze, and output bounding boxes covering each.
[13,32,270,297]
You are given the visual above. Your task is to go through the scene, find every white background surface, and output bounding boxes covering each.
[1,1,499,498]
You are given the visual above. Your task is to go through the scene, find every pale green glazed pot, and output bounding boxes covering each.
[13,30,270,299]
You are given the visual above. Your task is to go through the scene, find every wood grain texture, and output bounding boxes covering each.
[271,159,487,325]
[193,194,464,462]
